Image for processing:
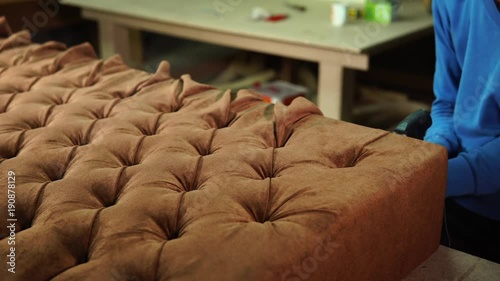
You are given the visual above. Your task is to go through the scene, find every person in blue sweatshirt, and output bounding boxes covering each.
[424,0,500,262]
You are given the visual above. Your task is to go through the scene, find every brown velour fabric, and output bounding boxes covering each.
[0,18,448,281]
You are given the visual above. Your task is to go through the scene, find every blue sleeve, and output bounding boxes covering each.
[424,0,460,156]
[446,137,500,197]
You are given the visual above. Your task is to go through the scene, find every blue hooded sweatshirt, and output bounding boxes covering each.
[424,0,500,221]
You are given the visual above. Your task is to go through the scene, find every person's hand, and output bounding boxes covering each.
[424,129,459,157]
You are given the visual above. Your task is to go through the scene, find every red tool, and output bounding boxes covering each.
[266,14,289,22]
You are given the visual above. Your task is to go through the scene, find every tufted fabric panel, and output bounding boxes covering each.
[0,17,448,281]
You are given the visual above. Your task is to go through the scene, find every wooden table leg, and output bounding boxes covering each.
[97,20,143,68]
[280,58,293,81]
[318,61,355,121]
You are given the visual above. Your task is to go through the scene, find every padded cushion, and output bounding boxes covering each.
[0,17,447,281]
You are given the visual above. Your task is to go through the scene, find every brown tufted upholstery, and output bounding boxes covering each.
[0,17,448,281]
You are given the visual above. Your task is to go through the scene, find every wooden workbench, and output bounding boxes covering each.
[62,0,433,120]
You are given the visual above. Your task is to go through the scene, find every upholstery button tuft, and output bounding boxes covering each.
[74,140,88,146]
[53,99,66,106]
[92,111,107,120]
[123,160,141,168]
[48,172,64,182]
[168,230,179,240]
[70,135,88,146]
[261,219,271,224]
[141,129,155,136]
[195,143,212,157]
[29,122,42,130]
[199,148,211,157]
[104,198,117,208]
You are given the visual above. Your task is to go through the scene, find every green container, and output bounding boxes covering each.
[365,0,393,24]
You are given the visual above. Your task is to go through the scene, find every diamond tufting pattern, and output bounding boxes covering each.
[0,18,448,281]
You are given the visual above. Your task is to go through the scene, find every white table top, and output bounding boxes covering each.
[62,0,433,54]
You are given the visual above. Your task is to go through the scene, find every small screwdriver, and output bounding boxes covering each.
[285,2,307,12]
